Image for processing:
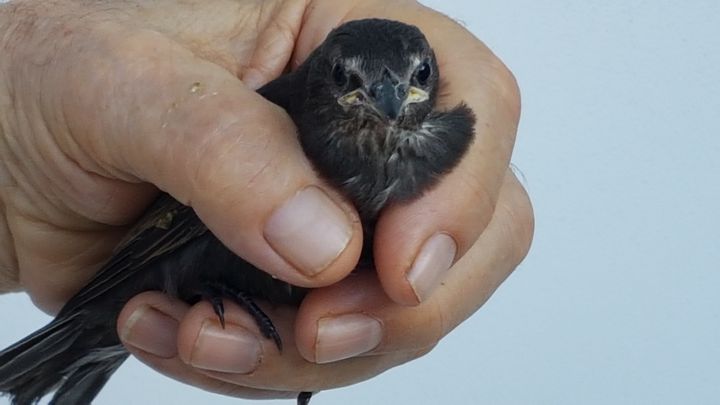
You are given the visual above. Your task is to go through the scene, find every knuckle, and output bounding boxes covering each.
[412,299,451,350]
[507,184,535,266]
[268,17,296,52]
[20,265,78,315]
[451,166,499,233]
[251,17,297,77]
[411,342,439,359]
[385,302,448,353]
[0,209,20,295]
[468,172,499,223]
[0,267,20,294]
[498,177,535,268]
[184,110,280,205]
[494,63,522,124]
[470,45,522,125]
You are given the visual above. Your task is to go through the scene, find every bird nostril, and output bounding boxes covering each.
[370,83,384,99]
[396,85,408,100]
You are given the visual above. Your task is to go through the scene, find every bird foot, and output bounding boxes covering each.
[297,391,313,405]
[201,282,283,351]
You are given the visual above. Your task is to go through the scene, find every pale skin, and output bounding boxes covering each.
[0,0,534,399]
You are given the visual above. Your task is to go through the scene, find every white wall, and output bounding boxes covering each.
[0,1,718,404]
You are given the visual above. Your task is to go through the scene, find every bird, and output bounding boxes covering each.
[0,18,475,405]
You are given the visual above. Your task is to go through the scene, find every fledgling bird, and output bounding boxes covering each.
[0,19,475,405]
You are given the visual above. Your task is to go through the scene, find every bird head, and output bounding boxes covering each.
[283,19,474,221]
[305,19,439,127]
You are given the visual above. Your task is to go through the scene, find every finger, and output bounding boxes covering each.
[47,18,362,288]
[115,154,532,400]
[169,299,422,393]
[116,187,524,395]
[376,8,520,305]
[117,292,297,400]
[294,173,533,362]
[118,0,307,89]
[5,4,165,311]
[241,0,309,89]
[14,216,138,314]
[294,2,522,304]
[291,0,357,65]
[120,292,417,393]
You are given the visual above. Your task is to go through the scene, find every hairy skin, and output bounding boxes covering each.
[0,0,309,302]
[0,0,533,400]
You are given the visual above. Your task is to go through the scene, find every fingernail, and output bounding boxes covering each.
[315,314,383,364]
[407,233,457,302]
[265,186,352,277]
[189,320,262,374]
[243,69,265,90]
[120,305,178,359]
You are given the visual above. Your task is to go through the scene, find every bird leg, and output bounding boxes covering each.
[201,282,283,351]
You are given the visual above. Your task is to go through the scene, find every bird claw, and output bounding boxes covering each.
[201,282,282,351]
[297,391,313,405]
[210,297,226,328]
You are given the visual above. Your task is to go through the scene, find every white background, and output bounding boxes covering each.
[1,0,718,404]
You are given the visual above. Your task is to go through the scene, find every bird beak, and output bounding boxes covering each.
[338,89,366,107]
[371,76,404,120]
[337,79,429,121]
[406,86,430,104]
[371,76,430,120]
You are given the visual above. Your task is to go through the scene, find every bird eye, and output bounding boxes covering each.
[416,61,432,85]
[332,63,347,87]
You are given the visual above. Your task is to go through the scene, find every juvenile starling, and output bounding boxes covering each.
[0,19,475,405]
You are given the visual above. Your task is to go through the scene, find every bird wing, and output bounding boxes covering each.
[57,194,207,316]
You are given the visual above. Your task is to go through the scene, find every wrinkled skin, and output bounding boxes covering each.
[0,0,533,399]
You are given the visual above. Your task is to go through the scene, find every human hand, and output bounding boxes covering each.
[0,0,364,308]
[0,0,533,399]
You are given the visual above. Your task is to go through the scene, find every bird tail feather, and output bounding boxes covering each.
[0,311,128,405]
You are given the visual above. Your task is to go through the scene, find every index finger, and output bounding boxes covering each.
[34,13,364,292]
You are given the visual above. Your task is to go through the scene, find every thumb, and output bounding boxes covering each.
[56,25,362,287]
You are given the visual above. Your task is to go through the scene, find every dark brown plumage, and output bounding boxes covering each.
[264,19,475,221]
[0,19,474,405]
